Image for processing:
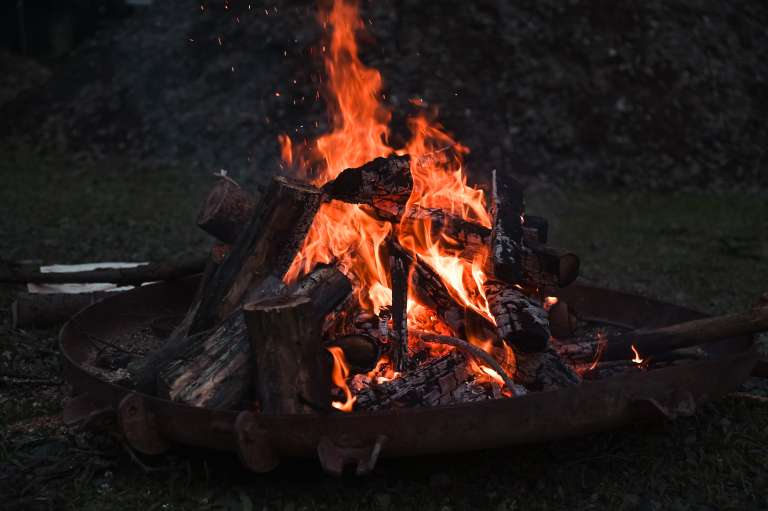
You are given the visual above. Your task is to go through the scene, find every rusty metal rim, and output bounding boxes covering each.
[59,276,757,473]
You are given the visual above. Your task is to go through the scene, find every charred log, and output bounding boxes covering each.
[197,176,258,244]
[522,215,548,244]
[513,349,581,391]
[325,333,382,374]
[388,242,411,372]
[490,169,525,283]
[484,280,550,353]
[322,154,413,222]
[400,206,491,260]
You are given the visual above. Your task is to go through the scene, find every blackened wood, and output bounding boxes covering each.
[12,290,112,328]
[190,176,322,333]
[407,252,466,335]
[522,215,548,244]
[484,280,550,353]
[244,295,330,414]
[521,243,580,288]
[325,334,383,374]
[389,243,411,371]
[0,257,206,285]
[287,264,352,322]
[157,312,250,409]
[400,206,491,260]
[321,154,413,222]
[513,348,581,391]
[490,169,525,283]
[197,176,258,244]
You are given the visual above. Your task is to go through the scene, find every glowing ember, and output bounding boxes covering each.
[631,344,644,364]
[543,296,558,311]
[327,346,356,411]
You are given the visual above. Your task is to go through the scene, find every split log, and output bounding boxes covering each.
[354,351,488,410]
[325,334,383,374]
[522,215,548,244]
[407,252,467,335]
[490,169,525,283]
[513,349,581,391]
[244,295,331,414]
[388,242,411,371]
[157,312,250,409]
[520,243,580,289]
[484,280,550,353]
[189,176,322,333]
[558,304,768,364]
[197,176,258,244]
[400,206,491,260]
[12,291,112,329]
[0,257,206,286]
[322,154,413,222]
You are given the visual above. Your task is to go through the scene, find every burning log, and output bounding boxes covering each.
[490,170,525,284]
[189,176,322,333]
[513,349,581,391]
[322,154,413,222]
[557,304,768,364]
[400,206,491,260]
[0,257,206,286]
[388,242,411,372]
[197,176,258,244]
[407,252,468,335]
[484,280,550,353]
[354,351,487,410]
[521,243,580,289]
[244,295,331,414]
[325,334,382,374]
[12,291,112,329]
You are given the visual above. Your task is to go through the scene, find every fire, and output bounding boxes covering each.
[631,344,644,364]
[543,296,558,311]
[327,346,356,412]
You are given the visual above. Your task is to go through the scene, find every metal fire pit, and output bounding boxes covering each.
[59,276,757,475]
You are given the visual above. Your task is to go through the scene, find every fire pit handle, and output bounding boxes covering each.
[317,434,387,476]
[630,392,697,421]
[117,393,171,455]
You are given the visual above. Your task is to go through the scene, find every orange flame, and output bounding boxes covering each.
[327,346,356,412]
[631,344,644,364]
[543,296,558,311]
[582,330,608,374]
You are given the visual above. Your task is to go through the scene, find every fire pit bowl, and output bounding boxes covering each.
[60,276,757,475]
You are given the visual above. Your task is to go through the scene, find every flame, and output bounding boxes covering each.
[543,296,558,311]
[578,329,608,375]
[631,344,644,364]
[327,346,356,412]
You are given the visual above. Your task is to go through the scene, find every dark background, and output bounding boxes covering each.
[1,2,766,510]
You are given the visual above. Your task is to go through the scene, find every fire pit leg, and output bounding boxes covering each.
[317,435,387,476]
[234,411,280,473]
[117,393,170,455]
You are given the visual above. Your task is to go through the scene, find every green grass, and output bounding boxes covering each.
[1,149,767,510]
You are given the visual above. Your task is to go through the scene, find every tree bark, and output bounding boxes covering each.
[197,176,258,244]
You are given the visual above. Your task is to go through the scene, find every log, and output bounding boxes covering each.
[157,311,250,409]
[407,252,467,335]
[484,279,551,353]
[244,295,330,414]
[197,176,258,244]
[388,242,411,372]
[400,206,491,260]
[490,169,525,283]
[354,351,490,410]
[0,257,206,285]
[521,243,580,289]
[321,154,413,222]
[522,215,548,244]
[513,348,581,391]
[12,290,113,328]
[325,334,383,374]
[189,176,322,333]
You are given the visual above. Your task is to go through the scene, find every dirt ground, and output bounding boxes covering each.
[0,149,766,510]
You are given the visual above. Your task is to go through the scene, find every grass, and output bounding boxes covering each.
[1,147,767,510]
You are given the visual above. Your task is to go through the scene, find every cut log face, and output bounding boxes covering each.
[484,280,551,353]
[190,176,322,333]
[244,295,330,414]
[325,334,382,374]
[322,155,413,222]
[197,177,258,244]
[521,243,580,289]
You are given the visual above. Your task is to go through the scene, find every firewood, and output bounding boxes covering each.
[490,169,525,283]
[522,215,548,244]
[354,351,489,410]
[12,290,113,329]
[407,251,468,335]
[321,154,413,222]
[0,257,206,286]
[189,176,322,333]
[197,176,258,244]
[557,304,768,364]
[388,242,411,371]
[325,333,383,374]
[244,295,331,414]
[484,279,551,353]
[513,349,581,391]
[521,243,580,289]
[400,206,491,260]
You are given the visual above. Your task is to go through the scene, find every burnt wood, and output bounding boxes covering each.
[490,169,525,284]
[325,333,382,374]
[484,279,551,353]
[197,176,258,244]
[521,243,580,289]
[400,206,491,260]
[522,215,548,244]
[322,154,413,222]
[388,242,411,372]
[513,348,582,391]
[189,176,322,334]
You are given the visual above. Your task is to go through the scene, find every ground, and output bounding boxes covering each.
[1,147,766,510]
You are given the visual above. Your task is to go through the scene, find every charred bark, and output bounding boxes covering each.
[484,279,550,353]
[325,333,383,374]
[389,242,411,372]
[197,176,258,244]
[400,206,491,260]
[521,243,580,289]
[490,169,525,283]
[513,349,581,391]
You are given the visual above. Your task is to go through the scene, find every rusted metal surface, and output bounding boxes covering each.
[59,276,758,474]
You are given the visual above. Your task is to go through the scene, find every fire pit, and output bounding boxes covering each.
[57,0,766,476]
